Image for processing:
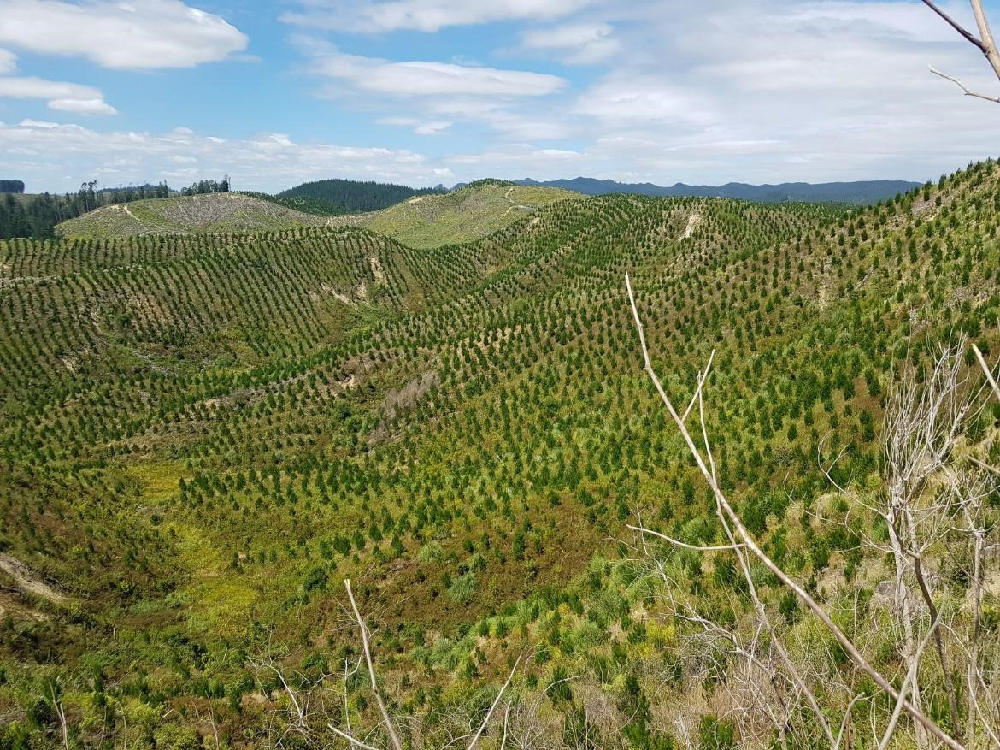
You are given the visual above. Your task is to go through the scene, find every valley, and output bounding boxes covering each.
[2,161,999,748]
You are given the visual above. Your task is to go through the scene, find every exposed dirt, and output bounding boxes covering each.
[680,212,701,240]
[0,552,71,604]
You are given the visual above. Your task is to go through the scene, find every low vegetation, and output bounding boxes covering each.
[1,160,999,748]
[331,181,580,248]
[55,192,335,238]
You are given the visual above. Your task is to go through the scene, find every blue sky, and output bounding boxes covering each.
[1,0,999,193]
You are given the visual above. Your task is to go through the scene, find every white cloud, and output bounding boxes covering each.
[282,0,596,33]
[378,117,453,135]
[573,74,715,126]
[0,76,117,115]
[521,22,620,64]
[0,0,248,69]
[305,43,565,97]
[49,98,118,115]
[0,49,17,75]
[0,121,449,192]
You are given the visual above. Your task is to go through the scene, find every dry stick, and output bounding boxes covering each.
[328,724,384,750]
[972,344,1000,403]
[467,656,522,750]
[970,343,1000,746]
[929,66,1000,104]
[344,579,403,750]
[911,550,961,736]
[627,524,744,552]
[50,684,69,750]
[877,615,942,750]
[624,273,965,750]
[500,702,512,750]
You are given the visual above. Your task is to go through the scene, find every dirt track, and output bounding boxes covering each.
[0,552,70,604]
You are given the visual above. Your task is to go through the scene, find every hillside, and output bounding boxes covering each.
[55,192,333,238]
[518,176,921,204]
[332,180,580,248]
[1,161,999,748]
[278,178,446,213]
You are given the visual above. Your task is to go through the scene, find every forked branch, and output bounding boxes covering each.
[922,0,1000,102]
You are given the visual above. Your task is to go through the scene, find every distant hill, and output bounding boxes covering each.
[57,192,332,238]
[516,176,921,204]
[330,181,578,248]
[278,178,447,214]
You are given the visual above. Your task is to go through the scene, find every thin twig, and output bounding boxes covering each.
[345,579,403,750]
[467,657,522,750]
[627,524,745,552]
[329,724,385,750]
[929,66,1000,103]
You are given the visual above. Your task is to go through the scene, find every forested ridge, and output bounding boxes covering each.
[278,178,447,213]
[1,160,999,749]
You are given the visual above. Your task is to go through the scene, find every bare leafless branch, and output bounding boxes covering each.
[922,0,1000,101]
[921,0,988,52]
[345,579,403,750]
[627,524,745,552]
[929,66,1000,103]
[467,657,522,750]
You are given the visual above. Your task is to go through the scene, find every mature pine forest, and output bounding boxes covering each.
[1,160,999,749]
[277,179,447,214]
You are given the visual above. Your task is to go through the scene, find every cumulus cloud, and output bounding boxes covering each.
[573,74,715,126]
[0,76,117,115]
[0,0,248,69]
[303,42,566,97]
[282,0,597,33]
[521,22,620,64]
[0,121,451,192]
[549,0,1000,183]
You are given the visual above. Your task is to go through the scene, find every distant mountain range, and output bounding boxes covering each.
[514,177,922,205]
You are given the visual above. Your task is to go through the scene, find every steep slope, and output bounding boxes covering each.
[331,179,580,248]
[55,192,333,238]
[2,162,999,747]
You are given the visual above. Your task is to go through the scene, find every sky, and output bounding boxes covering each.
[1,0,1000,193]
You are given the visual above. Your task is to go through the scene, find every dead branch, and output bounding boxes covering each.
[467,656,522,750]
[345,579,403,750]
[929,66,1000,103]
[922,0,1000,101]
[624,273,964,750]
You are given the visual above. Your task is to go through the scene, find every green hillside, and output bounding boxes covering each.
[55,192,333,238]
[331,181,580,248]
[1,161,999,748]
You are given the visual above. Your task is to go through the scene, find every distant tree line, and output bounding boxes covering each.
[180,176,230,196]
[0,180,171,240]
[277,178,446,213]
[0,180,25,194]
